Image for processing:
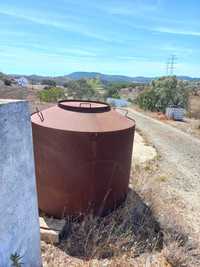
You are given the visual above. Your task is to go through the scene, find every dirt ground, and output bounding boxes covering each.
[130,105,200,140]
[133,132,157,165]
[0,84,55,113]
[128,107,200,240]
[2,88,199,265]
[40,133,173,267]
[41,159,200,267]
[41,129,200,266]
[165,117,200,139]
[0,84,37,101]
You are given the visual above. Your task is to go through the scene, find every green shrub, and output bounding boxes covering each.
[10,253,23,267]
[104,87,120,99]
[64,79,100,99]
[136,76,189,112]
[4,79,12,86]
[137,88,158,111]
[38,87,65,102]
[41,79,56,87]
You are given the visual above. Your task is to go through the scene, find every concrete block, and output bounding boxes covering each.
[40,217,65,244]
[40,229,59,244]
[0,100,42,267]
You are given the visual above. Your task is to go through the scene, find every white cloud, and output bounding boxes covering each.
[0,7,111,42]
[161,44,194,56]
[0,43,98,59]
[155,27,200,37]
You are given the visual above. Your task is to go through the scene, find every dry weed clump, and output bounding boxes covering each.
[41,187,166,266]
[42,161,200,266]
[130,164,200,267]
[56,190,162,261]
[162,227,200,267]
[41,189,200,267]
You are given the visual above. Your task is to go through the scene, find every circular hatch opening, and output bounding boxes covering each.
[58,100,111,113]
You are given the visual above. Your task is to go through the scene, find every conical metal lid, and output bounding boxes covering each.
[31,100,135,133]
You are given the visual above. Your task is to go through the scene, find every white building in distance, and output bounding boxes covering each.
[15,77,29,87]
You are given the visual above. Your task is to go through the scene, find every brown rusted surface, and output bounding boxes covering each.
[31,100,135,218]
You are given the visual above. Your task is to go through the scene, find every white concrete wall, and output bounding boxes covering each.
[0,100,41,267]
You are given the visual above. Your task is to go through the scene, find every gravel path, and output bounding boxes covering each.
[127,108,200,236]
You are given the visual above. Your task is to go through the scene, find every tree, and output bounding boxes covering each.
[0,72,5,80]
[136,76,188,112]
[38,87,65,102]
[64,79,101,99]
[104,87,120,99]
[86,78,104,92]
[41,79,56,87]
[4,79,12,86]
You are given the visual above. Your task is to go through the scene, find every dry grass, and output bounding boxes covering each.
[41,161,200,266]
[162,228,200,267]
[60,193,162,259]
[42,189,163,266]
[0,85,37,101]
[188,95,200,119]
[0,84,55,114]
[41,194,200,266]
[131,161,200,267]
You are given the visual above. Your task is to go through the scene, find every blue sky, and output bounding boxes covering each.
[0,0,200,77]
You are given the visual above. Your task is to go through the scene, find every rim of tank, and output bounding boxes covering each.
[31,120,135,134]
[58,100,111,113]
[31,100,135,133]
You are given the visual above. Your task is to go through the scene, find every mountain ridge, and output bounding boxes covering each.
[66,72,153,83]
[6,71,200,84]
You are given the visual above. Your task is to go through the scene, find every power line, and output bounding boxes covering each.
[169,54,177,76]
[166,59,170,76]
[166,55,177,76]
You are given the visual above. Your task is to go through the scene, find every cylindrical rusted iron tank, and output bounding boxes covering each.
[31,100,135,218]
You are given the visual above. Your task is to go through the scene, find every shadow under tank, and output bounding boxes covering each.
[31,100,135,219]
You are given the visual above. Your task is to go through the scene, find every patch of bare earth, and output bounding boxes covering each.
[165,117,200,139]
[131,161,200,267]
[41,188,167,266]
[127,107,200,240]
[41,160,200,266]
[40,130,200,266]
[0,84,55,113]
[130,104,200,140]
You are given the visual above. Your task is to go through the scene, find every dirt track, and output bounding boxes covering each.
[128,108,200,238]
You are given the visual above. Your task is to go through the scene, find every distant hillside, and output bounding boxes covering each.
[9,72,153,84]
[12,74,70,86]
[176,76,200,81]
[67,72,152,83]
[5,72,200,85]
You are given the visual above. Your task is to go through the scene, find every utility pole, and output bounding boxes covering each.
[166,55,177,76]
[166,58,170,76]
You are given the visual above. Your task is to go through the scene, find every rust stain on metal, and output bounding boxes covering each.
[31,100,135,218]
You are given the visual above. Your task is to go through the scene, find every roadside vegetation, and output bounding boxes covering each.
[1,72,200,265]
[41,79,57,87]
[37,79,119,103]
[136,76,189,112]
[38,78,145,103]
[38,87,65,102]
[42,188,164,266]
[64,78,101,100]
[4,79,12,86]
